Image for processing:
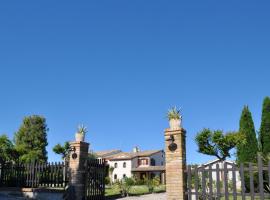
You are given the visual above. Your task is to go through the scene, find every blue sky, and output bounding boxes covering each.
[0,1,270,163]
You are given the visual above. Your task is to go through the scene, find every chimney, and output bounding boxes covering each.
[133,146,140,153]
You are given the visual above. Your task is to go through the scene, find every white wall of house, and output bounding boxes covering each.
[108,160,132,182]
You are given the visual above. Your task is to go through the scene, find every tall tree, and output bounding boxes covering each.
[0,134,18,163]
[237,106,258,164]
[259,97,270,158]
[14,115,48,163]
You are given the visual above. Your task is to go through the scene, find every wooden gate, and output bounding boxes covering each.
[85,159,106,200]
[186,155,270,200]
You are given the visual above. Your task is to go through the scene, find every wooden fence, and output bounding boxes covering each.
[186,155,270,200]
[0,162,68,188]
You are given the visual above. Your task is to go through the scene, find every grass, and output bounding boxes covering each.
[105,184,166,197]
[105,186,120,197]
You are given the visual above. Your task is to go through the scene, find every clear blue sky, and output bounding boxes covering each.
[0,1,270,163]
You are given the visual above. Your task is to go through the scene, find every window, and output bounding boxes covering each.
[123,162,126,168]
[161,161,164,166]
[114,174,117,180]
[123,174,126,179]
[138,158,149,166]
[114,163,118,168]
[150,158,156,166]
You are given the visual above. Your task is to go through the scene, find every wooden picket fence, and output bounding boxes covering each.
[0,162,68,188]
[186,155,270,200]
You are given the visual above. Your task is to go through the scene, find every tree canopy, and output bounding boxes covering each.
[259,97,270,158]
[195,128,244,161]
[237,106,258,164]
[53,142,70,160]
[14,115,48,163]
[0,134,18,163]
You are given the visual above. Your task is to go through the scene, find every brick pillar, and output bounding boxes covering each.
[69,141,89,200]
[165,127,186,200]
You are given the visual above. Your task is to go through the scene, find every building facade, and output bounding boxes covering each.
[95,148,165,183]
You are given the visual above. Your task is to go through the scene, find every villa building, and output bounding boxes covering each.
[95,147,165,183]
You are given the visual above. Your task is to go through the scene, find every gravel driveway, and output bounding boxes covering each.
[114,193,166,200]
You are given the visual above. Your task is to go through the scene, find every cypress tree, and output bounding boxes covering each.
[14,115,48,163]
[259,97,270,157]
[237,106,258,163]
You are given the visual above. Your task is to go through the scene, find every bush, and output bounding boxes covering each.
[105,176,111,185]
[116,177,135,197]
[134,179,145,185]
[146,176,160,193]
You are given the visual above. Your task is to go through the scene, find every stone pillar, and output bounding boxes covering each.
[165,127,186,200]
[69,141,89,200]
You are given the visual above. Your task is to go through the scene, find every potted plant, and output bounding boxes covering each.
[167,106,182,130]
[75,124,87,142]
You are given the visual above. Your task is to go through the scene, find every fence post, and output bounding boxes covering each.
[69,140,89,200]
[164,123,186,200]
[258,155,264,200]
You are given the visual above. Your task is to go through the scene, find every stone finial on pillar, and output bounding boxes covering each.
[165,107,186,200]
[69,141,89,200]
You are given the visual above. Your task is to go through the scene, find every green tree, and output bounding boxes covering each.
[0,134,18,163]
[236,106,258,164]
[53,142,70,160]
[14,115,48,163]
[195,129,243,161]
[259,97,270,158]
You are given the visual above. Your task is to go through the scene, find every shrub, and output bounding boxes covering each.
[116,177,135,197]
[105,176,111,185]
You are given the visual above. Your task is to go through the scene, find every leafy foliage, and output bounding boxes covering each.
[167,106,182,120]
[236,106,258,164]
[14,115,48,163]
[53,141,70,160]
[0,134,18,163]
[259,97,270,158]
[146,176,160,193]
[195,128,244,160]
[116,177,135,197]
[88,152,97,159]
[77,124,87,135]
